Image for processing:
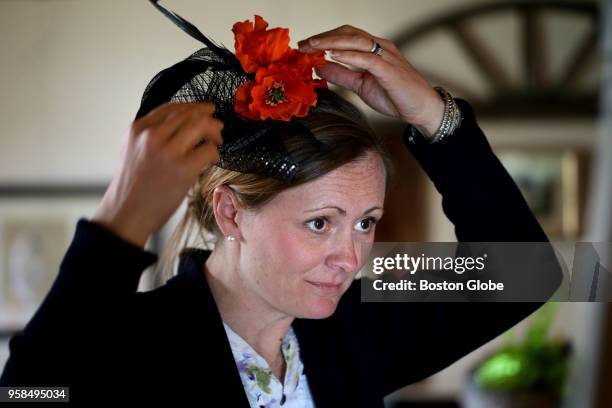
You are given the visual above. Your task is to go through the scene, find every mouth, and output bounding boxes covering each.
[305,280,343,295]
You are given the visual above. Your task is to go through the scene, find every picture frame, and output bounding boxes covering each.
[496,148,591,240]
[0,184,167,337]
[0,184,107,336]
[0,183,166,374]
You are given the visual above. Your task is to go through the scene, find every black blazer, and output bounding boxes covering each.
[0,99,562,406]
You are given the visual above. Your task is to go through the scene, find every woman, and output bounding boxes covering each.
[0,6,562,407]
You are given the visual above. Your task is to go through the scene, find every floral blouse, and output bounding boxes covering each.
[222,321,316,407]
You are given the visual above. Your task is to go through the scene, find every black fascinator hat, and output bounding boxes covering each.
[137,0,338,183]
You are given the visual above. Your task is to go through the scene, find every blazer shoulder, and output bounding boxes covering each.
[134,273,189,306]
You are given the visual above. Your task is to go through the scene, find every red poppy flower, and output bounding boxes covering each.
[232,15,328,121]
[235,63,327,121]
[280,48,327,81]
[232,15,292,73]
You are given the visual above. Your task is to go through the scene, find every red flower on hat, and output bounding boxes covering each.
[232,15,328,121]
[232,15,292,74]
[235,63,327,121]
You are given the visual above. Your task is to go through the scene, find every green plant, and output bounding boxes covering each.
[473,302,571,396]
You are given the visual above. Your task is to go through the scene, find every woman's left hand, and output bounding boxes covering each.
[298,25,444,138]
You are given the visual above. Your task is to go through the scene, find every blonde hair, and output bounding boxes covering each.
[153,89,395,284]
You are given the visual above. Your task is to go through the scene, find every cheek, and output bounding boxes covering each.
[273,236,346,318]
[264,222,322,271]
[247,223,321,294]
[255,227,336,314]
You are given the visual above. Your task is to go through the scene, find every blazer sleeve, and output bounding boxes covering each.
[362,98,563,395]
[0,218,158,387]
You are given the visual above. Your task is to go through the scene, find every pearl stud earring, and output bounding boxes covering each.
[226,235,236,241]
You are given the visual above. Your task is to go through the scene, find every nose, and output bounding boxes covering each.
[326,230,360,274]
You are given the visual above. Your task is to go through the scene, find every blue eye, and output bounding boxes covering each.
[306,216,379,234]
[306,217,328,233]
[356,217,378,233]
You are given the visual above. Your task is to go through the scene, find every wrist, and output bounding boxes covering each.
[92,208,151,249]
[408,93,445,142]
[405,87,463,145]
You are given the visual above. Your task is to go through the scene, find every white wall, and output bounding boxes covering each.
[0,0,478,182]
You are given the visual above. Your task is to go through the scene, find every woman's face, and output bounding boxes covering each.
[237,150,386,319]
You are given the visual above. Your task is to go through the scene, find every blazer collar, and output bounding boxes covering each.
[173,247,356,408]
[172,247,251,406]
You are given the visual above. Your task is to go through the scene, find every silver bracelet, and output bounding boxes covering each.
[408,86,463,144]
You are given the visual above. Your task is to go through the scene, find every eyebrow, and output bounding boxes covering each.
[304,206,383,215]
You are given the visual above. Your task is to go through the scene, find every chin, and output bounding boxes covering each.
[299,297,340,319]
[294,279,353,319]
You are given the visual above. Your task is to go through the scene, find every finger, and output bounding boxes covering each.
[332,25,397,54]
[297,24,365,49]
[186,142,221,174]
[314,61,364,93]
[303,33,374,54]
[136,101,215,132]
[298,25,403,60]
[153,103,219,146]
[167,113,224,156]
[339,30,404,60]
[303,34,402,66]
[145,106,196,146]
[328,50,395,87]
[368,36,404,60]
[303,33,402,67]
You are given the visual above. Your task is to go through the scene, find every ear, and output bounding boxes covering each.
[211,185,244,240]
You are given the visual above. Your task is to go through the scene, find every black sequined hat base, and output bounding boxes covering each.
[138,0,323,183]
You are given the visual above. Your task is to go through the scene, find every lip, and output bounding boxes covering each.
[305,280,343,295]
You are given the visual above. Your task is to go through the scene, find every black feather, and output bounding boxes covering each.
[149,0,243,73]
[141,1,308,183]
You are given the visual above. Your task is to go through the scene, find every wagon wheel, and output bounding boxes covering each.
[334,0,600,118]
[358,1,600,242]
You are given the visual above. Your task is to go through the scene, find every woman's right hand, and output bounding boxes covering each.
[92,102,224,249]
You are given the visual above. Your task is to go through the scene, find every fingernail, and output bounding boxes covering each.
[309,38,320,46]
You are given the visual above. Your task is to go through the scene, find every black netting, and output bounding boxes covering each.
[136,6,312,184]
